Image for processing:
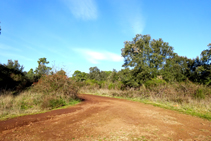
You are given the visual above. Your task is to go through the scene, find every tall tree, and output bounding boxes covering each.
[35,58,52,76]
[121,34,175,86]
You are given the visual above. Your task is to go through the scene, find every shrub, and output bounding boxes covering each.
[32,73,78,99]
[144,78,166,89]
[49,98,67,109]
[108,83,115,90]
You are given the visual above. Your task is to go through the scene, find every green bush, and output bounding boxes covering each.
[49,98,67,109]
[108,83,115,90]
[144,78,166,89]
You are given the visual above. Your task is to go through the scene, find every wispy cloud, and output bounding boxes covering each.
[0,51,33,61]
[64,0,98,20]
[0,43,22,52]
[130,16,145,35]
[73,48,123,64]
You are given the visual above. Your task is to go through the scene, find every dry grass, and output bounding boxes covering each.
[0,91,43,119]
[0,73,80,120]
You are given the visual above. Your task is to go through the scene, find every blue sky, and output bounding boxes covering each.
[0,0,211,76]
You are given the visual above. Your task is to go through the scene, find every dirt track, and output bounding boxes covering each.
[0,94,211,141]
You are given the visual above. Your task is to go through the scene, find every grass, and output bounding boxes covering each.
[0,72,81,121]
[0,90,81,121]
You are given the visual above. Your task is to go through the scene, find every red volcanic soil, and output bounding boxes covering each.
[0,94,211,140]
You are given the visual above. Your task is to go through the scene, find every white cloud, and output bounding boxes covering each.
[73,48,123,64]
[130,16,145,35]
[64,0,98,20]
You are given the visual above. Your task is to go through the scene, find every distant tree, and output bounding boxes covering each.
[35,58,52,76]
[108,69,119,82]
[193,43,211,84]
[100,71,112,81]
[88,66,101,81]
[200,43,211,65]
[6,60,24,72]
[26,68,35,80]
[72,70,87,81]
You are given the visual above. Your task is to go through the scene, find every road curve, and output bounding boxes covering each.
[0,94,211,140]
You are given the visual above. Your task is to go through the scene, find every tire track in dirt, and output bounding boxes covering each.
[0,94,211,140]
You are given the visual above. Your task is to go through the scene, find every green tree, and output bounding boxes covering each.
[26,68,35,79]
[0,60,32,91]
[108,69,119,82]
[88,66,101,81]
[194,43,211,84]
[100,71,112,81]
[35,58,52,76]
[72,70,87,82]
[121,34,175,86]
[162,55,193,82]
[6,60,24,72]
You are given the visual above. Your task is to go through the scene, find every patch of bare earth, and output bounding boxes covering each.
[0,94,211,141]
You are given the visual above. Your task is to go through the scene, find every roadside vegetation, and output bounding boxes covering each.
[0,58,80,120]
[1,34,211,120]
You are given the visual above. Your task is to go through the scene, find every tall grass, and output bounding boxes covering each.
[0,72,80,120]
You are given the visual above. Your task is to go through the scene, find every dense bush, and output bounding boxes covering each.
[32,73,78,99]
[144,78,166,89]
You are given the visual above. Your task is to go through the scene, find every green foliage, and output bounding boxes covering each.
[144,78,166,89]
[72,70,87,82]
[88,66,101,81]
[0,60,32,92]
[6,60,24,72]
[194,88,205,100]
[121,34,210,85]
[20,101,32,110]
[108,83,115,90]
[49,98,67,109]
[88,67,111,81]
[35,57,52,76]
[108,69,119,82]
[121,34,175,87]
[26,68,39,83]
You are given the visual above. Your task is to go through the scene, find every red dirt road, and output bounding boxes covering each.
[0,94,211,141]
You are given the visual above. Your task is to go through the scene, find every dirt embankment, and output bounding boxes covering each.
[0,94,211,140]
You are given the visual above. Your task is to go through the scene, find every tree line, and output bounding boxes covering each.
[1,34,210,92]
[72,34,211,88]
[0,57,52,92]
